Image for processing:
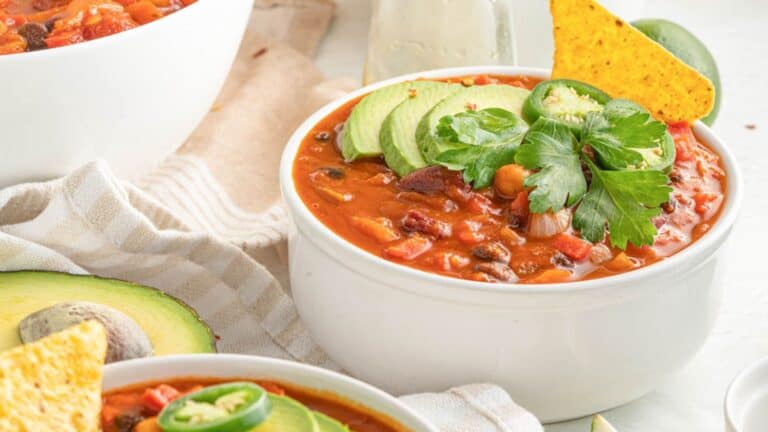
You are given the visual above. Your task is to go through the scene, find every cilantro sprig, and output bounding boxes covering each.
[434,108,528,188]
[513,101,673,249]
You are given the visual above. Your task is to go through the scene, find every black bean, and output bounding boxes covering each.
[551,251,574,268]
[17,23,49,51]
[475,262,517,282]
[398,166,446,195]
[401,210,451,239]
[314,131,331,141]
[471,242,511,264]
[661,198,677,214]
[669,171,684,184]
[319,167,345,179]
[114,412,144,432]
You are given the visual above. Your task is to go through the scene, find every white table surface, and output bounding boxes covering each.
[315,1,768,430]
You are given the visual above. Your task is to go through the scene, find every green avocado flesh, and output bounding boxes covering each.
[632,18,721,125]
[380,82,462,176]
[0,271,215,355]
[341,81,442,161]
[416,84,531,169]
[314,411,349,431]
[253,395,319,431]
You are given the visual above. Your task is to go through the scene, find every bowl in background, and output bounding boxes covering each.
[0,0,253,186]
[103,354,437,432]
[279,66,743,422]
[725,356,768,432]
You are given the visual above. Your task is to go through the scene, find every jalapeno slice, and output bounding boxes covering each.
[158,382,271,432]
[522,79,612,135]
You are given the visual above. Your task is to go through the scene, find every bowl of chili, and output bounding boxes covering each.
[0,0,253,186]
[101,354,437,432]
[279,66,743,422]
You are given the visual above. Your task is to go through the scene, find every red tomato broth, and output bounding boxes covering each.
[292,75,727,284]
[101,377,408,432]
[0,0,193,55]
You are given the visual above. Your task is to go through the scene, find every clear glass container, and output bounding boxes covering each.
[363,0,517,84]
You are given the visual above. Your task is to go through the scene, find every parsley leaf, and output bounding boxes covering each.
[514,118,587,213]
[573,159,673,248]
[582,100,671,170]
[434,108,528,188]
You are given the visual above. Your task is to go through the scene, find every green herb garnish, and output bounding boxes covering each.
[514,103,673,248]
[515,118,587,213]
[434,108,528,188]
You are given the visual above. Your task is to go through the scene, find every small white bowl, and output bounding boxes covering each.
[279,66,743,422]
[103,354,437,432]
[725,357,768,432]
[0,0,253,186]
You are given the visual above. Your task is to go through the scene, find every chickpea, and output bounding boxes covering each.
[494,164,529,198]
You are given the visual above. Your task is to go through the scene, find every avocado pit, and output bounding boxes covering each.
[19,301,153,363]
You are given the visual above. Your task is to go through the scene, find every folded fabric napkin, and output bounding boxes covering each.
[0,162,543,432]
[0,1,544,430]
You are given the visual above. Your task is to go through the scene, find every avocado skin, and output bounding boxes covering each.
[0,271,216,354]
[632,19,721,126]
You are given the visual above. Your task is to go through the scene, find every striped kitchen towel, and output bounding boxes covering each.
[0,161,544,432]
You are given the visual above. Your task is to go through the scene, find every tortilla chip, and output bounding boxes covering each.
[551,0,715,123]
[0,321,106,432]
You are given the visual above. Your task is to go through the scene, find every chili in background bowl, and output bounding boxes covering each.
[0,0,253,186]
[102,354,437,432]
[279,66,743,422]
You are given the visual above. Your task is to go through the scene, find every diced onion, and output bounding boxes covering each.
[528,210,571,239]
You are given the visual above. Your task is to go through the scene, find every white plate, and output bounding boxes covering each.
[725,356,768,432]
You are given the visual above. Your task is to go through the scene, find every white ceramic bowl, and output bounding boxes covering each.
[725,357,768,432]
[103,354,437,432]
[279,66,743,422]
[0,0,253,186]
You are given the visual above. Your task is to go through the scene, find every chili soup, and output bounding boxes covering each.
[292,75,726,284]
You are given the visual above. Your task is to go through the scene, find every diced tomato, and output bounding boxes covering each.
[509,190,529,220]
[529,269,572,284]
[45,30,84,48]
[693,192,720,215]
[126,0,161,24]
[551,233,592,260]
[473,74,492,85]
[455,220,485,245]
[351,216,400,243]
[140,384,180,414]
[466,193,499,215]
[384,235,432,260]
[668,122,695,163]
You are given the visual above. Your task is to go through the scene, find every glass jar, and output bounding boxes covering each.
[363,0,517,84]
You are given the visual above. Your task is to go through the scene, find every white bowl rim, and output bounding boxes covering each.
[0,0,212,62]
[103,353,438,432]
[279,65,743,296]
[724,356,768,432]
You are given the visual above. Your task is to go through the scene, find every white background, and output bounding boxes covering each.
[315,0,768,430]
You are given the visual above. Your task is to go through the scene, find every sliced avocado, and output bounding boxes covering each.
[380,82,461,176]
[0,271,215,355]
[591,414,618,432]
[341,81,441,161]
[416,84,531,169]
[314,411,350,432]
[253,394,319,431]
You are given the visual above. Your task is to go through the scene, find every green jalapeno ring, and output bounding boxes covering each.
[158,382,272,432]
[522,79,612,136]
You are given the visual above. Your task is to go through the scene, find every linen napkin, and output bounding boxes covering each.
[0,1,544,430]
[0,162,543,432]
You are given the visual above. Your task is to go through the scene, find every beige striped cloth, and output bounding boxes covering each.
[0,1,544,430]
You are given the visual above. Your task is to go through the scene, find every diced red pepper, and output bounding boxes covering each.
[140,384,180,414]
[693,192,719,215]
[668,122,695,163]
[384,235,432,260]
[551,233,592,261]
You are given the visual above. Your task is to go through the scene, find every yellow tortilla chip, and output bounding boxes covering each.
[0,321,106,432]
[551,0,715,123]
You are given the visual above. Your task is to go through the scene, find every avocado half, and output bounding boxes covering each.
[0,271,216,355]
